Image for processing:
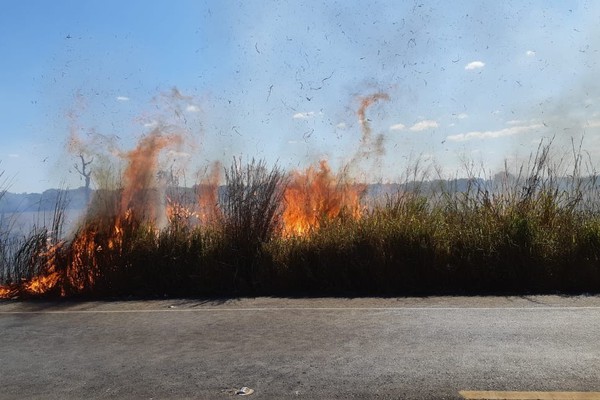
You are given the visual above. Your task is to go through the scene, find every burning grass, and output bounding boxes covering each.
[1,139,600,298]
[283,160,364,237]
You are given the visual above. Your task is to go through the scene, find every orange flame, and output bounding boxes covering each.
[0,285,17,298]
[282,160,365,237]
[120,130,183,223]
[22,240,64,296]
[66,224,103,292]
[0,130,184,299]
[166,197,198,227]
[196,161,222,225]
[0,90,390,298]
[24,270,60,295]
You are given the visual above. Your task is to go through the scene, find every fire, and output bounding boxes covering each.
[282,160,365,237]
[281,92,388,236]
[164,161,222,228]
[0,285,17,298]
[18,240,63,297]
[120,130,183,223]
[0,130,183,298]
[66,224,103,292]
[24,269,60,295]
[0,90,390,298]
[196,161,222,226]
[166,197,203,229]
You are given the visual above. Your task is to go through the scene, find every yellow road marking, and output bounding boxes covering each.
[460,391,600,400]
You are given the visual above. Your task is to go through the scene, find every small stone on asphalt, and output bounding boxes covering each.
[236,387,254,396]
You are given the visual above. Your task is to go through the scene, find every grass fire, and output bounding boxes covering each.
[1,93,600,298]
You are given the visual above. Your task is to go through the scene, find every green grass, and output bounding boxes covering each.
[2,142,600,298]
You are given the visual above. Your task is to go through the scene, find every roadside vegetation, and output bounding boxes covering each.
[1,141,600,298]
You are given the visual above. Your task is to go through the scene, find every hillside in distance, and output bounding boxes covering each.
[1,174,593,214]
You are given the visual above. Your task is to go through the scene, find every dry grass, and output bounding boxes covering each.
[2,143,600,298]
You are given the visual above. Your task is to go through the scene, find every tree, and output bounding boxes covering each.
[74,154,93,203]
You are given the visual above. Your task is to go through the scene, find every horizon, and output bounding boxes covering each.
[2,170,595,198]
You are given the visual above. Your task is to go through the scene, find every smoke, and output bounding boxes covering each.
[120,129,183,227]
[64,88,198,230]
[347,92,390,177]
[357,92,390,144]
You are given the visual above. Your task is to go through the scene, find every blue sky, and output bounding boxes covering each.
[1,1,600,192]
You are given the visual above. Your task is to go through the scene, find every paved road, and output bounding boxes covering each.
[1,296,599,399]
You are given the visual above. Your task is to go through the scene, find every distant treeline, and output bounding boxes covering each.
[0,187,91,213]
[1,175,593,214]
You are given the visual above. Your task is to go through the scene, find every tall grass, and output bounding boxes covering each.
[0,187,67,296]
[217,158,288,291]
[2,143,600,298]
[267,140,600,295]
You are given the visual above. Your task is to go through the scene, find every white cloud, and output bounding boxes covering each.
[8,153,19,158]
[185,104,200,113]
[409,120,439,131]
[293,111,315,120]
[455,113,468,119]
[526,50,536,57]
[143,120,159,128]
[389,123,406,131]
[336,122,347,129]
[506,119,524,125]
[116,96,130,102]
[447,123,543,142]
[465,61,485,70]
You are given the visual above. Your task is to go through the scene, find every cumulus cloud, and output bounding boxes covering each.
[446,123,543,142]
[293,112,315,120]
[526,50,536,57]
[185,104,200,113]
[336,122,347,129]
[465,61,485,70]
[389,123,406,131]
[116,96,130,102]
[409,120,439,131]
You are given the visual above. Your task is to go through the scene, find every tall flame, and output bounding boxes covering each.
[0,130,183,298]
[282,160,365,237]
[196,161,222,225]
[0,91,390,298]
[120,130,183,224]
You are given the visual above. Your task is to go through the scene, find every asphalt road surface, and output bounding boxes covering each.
[1,296,599,399]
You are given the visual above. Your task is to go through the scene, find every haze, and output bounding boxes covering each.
[1,1,599,193]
